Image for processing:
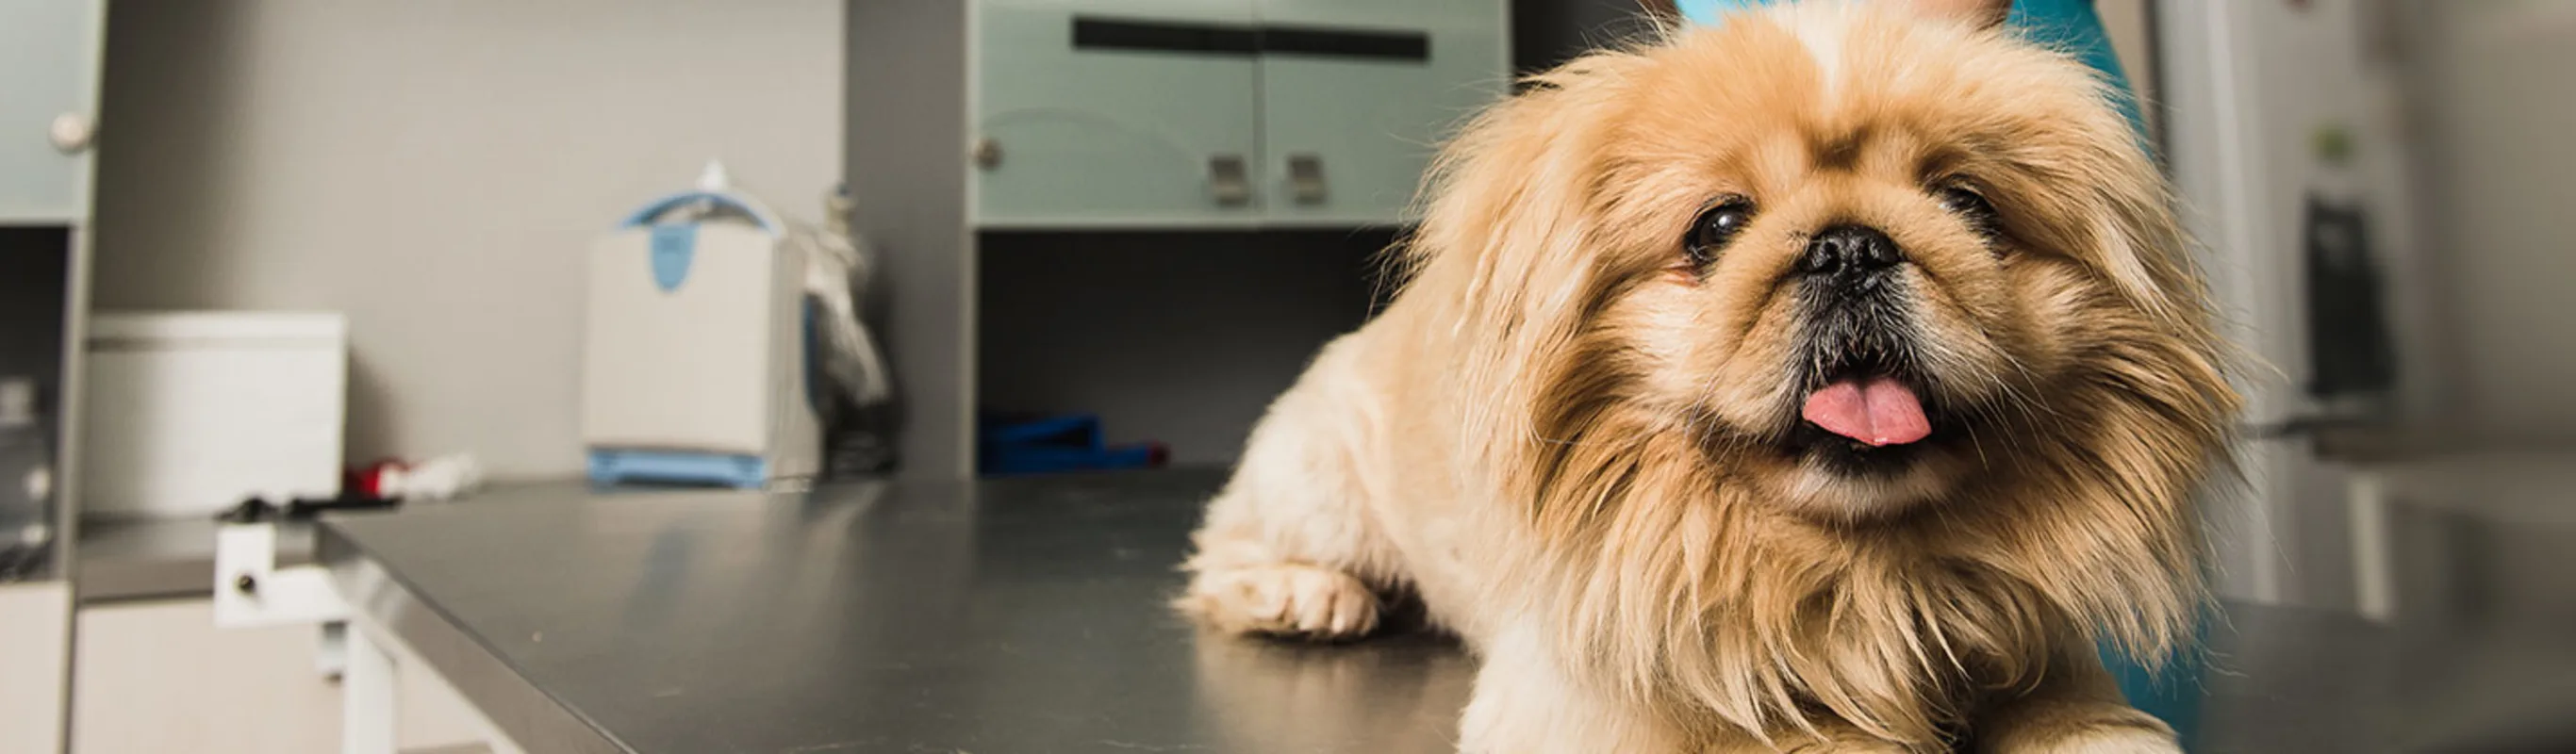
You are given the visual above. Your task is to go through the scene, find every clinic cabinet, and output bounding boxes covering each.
[0,1,104,752]
[850,0,1509,479]
[0,0,106,224]
[972,0,1508,228]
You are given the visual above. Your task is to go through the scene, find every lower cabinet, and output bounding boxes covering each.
[0,582,69,754]
[71,598,509,754]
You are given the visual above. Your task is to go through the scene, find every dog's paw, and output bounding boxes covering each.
[1775,740,1907,753]
[1771,729,1911,753]
[1178,564,1379,640]
[2046,727,2181,754]
[1981,711,2180,754]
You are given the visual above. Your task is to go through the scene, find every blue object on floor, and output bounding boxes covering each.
[979,413,1167,476]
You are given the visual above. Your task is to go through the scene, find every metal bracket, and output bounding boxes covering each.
[214,521,349,629]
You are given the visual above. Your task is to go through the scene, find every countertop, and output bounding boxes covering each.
[72,484,693,602]
[314,470,2549,754]
[76,516,315,601]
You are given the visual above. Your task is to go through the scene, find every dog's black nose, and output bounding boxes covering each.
[1799,224,1905,278]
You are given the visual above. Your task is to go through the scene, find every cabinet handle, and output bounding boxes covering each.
[1208,154,1251,206]
[49,113,94,155]
[970,138,1002,170]
[1287,154,1327,205]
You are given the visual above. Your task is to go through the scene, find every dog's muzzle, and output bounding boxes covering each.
[1796,224,1917,375]
[1792,224,1935,449]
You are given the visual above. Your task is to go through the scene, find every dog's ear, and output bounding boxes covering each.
[1979,56,2215,347]
[2073,121,2210,341]
[1972,70,2241,665]
[1402,53,1638,300]
[1397,53,1644,501]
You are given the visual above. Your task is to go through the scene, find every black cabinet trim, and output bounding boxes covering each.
[1261,25,1429,62]
[1071,18,1260,56]
[1069,16,1430,63]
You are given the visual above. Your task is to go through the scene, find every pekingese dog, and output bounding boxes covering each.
[1178,3,2237,752]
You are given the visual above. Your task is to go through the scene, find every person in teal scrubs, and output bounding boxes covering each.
[1669,0,2202,747]
[1677,0,2142,138]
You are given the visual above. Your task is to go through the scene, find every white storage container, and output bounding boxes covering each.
[80,312,347,518]
[582,188,822,488]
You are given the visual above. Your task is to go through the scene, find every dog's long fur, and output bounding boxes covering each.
[1180,5,2237,751]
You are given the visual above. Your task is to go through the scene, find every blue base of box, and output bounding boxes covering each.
[587,449,768,489]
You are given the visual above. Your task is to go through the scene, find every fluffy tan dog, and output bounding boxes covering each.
[1177,3,2237,751]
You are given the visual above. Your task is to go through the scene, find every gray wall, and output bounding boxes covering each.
[847,0,973,480]
[91,0,844,480]
[2401,0,2576,444]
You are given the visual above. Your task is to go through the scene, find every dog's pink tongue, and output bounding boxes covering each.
[1802,377,1931,447]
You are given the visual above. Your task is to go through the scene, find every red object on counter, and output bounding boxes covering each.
[344,459,406,499]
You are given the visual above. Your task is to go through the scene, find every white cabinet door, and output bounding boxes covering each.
[0,0,105,224]
[974,0,1266,228]
[72,599,500,754]
[74,600,340,754]
[1253,0,1506,226]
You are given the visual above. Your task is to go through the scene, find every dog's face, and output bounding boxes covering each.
[1604,8,2131,517]
[1389,8,2238,735]
[1412,5,2226,521]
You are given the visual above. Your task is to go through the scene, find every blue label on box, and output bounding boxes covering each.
[649,223,697,292]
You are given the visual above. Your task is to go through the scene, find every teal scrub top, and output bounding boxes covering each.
[1674,0,2141,133]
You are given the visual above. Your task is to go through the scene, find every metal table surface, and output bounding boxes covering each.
[315,470,2520,754]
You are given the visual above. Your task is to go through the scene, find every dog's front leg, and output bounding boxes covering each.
[1461,627,1937,753]
[1175,337,1402,641]
[1458,627,1693,753]
[1972,638,2182,754]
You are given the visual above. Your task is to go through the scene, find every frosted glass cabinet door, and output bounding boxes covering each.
[1255,0,1506,226]
[1261,0,1499,15]
[974,0,1265,228]
[0,0,105,224]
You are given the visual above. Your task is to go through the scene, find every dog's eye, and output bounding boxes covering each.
[1937,186,2002,238]
[1684,197,1758,267]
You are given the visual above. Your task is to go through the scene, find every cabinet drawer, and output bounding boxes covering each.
[974,1,1265,228]
[0,0,104,224]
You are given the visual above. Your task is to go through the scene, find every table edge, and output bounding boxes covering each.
[321,522,632,754]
